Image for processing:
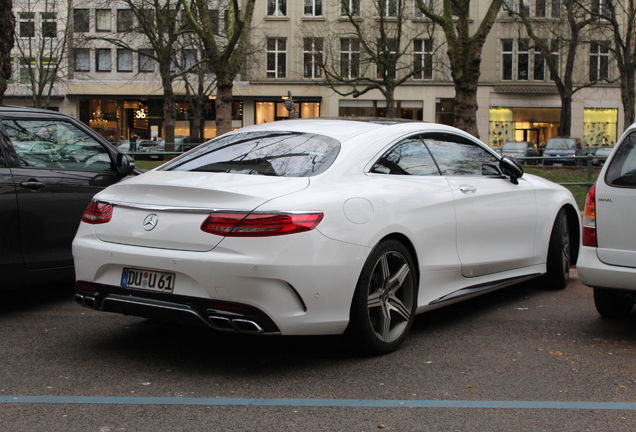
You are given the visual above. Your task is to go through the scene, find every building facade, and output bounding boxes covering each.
[6,0,624,148]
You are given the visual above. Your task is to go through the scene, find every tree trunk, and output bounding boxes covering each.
[162,75,177,160]
[453,79,480,138]
[190,95,205,141]
[558,95,572,137]
[620,67,636,130]
[385,85,396,118]
[0,0,15,104]
[215,79,233,136]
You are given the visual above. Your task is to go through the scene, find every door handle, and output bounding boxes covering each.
[459,185,476,194]
[20,180,46,191]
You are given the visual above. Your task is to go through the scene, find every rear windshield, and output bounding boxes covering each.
[159,131,340,177]
[546,138,576,150]
[606,131,636,187]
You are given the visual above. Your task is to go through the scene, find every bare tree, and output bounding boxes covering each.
[417,0,505,137]
[86,0,191,150]
[0,0,15,104]
[581,0,636,129]
[505,0,593,136]
[12,0,71,108]
[314,0,438,118]
[181,0,256,136]
[176,32,217,141]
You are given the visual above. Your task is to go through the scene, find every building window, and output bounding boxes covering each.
[96,49,111,72]
[414,0,432,17]
[591,0,611,19]
[502,39,513,80]
[304,0,323,16]
[183,49,197,70]
[41,58,57,82]
[19,13,35,38]
[382,0,399,16]
[208,9,220,35]
[41,12,57,38]
[74,49,90,71]
[117,9,133,32]
[73,9,89,32]
[535,0,546,17]
[377,38,398,79]
[139,49,155,72]
[551,0,561,17]
[413,39,433,80]
[534,50,545,80]
[267,0,287,16]
[96,9,111,32]
[340,38,360,79]
[266,38,286,78]
[341,0,360,16]
[550,39,560,79]
[589,42,609,81]
[117,49,133,72]
[518,39,529,80]
[303,38,323,78]
[19,57,34,84]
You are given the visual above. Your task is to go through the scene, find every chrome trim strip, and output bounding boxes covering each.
[94,199,322,216]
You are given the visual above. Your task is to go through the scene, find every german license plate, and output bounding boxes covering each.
[121,268,175,293]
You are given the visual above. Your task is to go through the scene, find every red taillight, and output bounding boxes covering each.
[81,201,113,224]
[582,184,597,247]
[200,211,324,237]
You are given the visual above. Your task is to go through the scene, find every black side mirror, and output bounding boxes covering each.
[116,152,136,176]
[500,155,524,185]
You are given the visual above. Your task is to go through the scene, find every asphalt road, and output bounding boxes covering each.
[1,270,636,432]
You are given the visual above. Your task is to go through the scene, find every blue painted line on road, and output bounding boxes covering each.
[1,396,636,410]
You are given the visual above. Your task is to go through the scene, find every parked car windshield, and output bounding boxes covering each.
[606,132,636,187]
[160,131,340,177]
[503,142,527,151]
[546,138,577,150]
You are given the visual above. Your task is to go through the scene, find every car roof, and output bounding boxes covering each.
[231,118,471,144]
[0,105,72,118]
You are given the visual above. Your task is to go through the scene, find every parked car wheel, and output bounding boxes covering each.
[348,239,417,355]
[593,288,634,319]
[543,209,571,290]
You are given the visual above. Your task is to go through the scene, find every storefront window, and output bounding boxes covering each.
[489,106,560,148]
[489,107,513,148]
[584,108,617,147]
[256,101,320,124]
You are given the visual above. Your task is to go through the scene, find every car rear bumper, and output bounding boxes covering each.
[73,229,370,336]
[577,246,636,290]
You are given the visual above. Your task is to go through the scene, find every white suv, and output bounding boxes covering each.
[578,123,636,318]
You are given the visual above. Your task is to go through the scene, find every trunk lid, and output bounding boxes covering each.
[92,171,309,251]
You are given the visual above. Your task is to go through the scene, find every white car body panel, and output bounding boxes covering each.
[73,119,580,338]
[578,123,636,290]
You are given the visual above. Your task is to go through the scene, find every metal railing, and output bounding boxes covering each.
[516,155,606,188]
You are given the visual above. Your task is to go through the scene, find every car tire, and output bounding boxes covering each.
[593,288,634,319]
[347,239,417,355]
[543,208,571,290]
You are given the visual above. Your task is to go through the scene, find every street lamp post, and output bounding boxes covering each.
[283,91,299,119]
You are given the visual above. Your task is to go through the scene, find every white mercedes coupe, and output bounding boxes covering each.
[73,119,580,354]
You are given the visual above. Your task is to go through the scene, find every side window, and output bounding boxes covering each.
[423,134,501,176]
[606,131,636,187]
[1,119,114,172]
[371,136,439,175]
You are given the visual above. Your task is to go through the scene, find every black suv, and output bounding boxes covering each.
[0,106,136,290]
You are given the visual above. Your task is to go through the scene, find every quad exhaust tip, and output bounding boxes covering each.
[208,316,263,333]
[75,294,97,309]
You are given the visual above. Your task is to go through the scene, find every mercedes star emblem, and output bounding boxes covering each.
[143,214,159,231]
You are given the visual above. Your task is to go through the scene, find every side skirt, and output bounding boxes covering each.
[429,274,542,305]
